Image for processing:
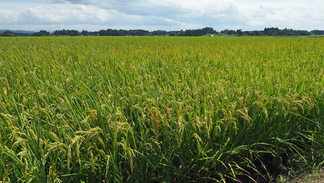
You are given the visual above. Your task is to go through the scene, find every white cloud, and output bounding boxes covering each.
[0,0,323,31]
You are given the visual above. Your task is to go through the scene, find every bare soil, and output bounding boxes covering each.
[279,169,324,183]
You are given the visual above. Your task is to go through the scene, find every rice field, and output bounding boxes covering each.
[0,36,323,182]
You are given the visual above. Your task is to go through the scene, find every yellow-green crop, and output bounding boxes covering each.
[0,36,323,182]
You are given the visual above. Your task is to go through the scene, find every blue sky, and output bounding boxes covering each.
[0,0,323,31]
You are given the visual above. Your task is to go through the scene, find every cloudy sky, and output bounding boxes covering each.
[0,0,323,31]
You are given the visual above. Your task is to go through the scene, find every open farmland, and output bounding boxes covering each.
[0,36,323,182]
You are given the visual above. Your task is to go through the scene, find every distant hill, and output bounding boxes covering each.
[0,30,36,36]
[0,30,36,34]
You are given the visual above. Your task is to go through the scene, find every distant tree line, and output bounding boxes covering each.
[2,27,324,37]
[53,29,81,36]
[98,29,151,36]
[310,30,324,35]
[29,27,320,37]
[32,30,50,36]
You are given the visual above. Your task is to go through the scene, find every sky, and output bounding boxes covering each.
[0,0,323,31]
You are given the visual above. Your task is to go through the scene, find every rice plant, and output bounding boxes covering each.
[0,36,323,182]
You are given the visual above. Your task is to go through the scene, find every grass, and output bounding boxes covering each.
[0,36,323,182]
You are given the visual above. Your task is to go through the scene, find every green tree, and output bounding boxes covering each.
[81,29,89,36]
[169,32,176,36]
[32,30,50,36]
[236,29,242,36]
[2,30,15,37]
[53,29,81,36]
